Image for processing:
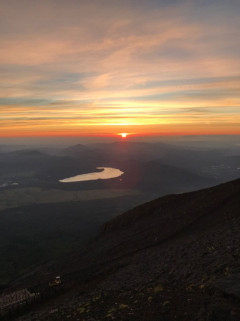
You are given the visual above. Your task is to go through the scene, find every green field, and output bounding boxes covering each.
[0,187,138,211]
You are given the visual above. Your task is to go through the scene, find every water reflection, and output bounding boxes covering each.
[59,167,124,183]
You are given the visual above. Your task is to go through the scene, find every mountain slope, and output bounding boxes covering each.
[8,179,240,320]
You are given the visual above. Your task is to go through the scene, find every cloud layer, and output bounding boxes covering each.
[1,0,240,136]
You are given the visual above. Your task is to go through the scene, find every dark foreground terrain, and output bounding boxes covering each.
[2,140,236,286]
[2,178,240,320]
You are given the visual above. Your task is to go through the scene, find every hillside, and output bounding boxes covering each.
[6,178,240,320]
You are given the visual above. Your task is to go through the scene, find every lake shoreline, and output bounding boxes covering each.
[59,167,124,183]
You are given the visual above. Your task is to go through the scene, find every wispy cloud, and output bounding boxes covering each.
[0,0,240,136]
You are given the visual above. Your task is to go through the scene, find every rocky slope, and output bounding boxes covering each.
[7,179,240,320]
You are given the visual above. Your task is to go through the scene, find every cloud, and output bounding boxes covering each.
[0,0,240,136]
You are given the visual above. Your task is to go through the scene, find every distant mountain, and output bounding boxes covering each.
[89,141,174,162]
[0,145,28,152]
[3,149,48,158]
[134,160,216,192]
[160,147,240,171]
[10,178,240,320]
[0,150,52,179]
[62,141,239,184]
[61,143,89,155]
[0,148,100,183]
[57,142,218,193]
[0,142,238,188]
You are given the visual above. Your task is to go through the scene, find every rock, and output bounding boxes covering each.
[215,273,240,299]
[207,306,237,321]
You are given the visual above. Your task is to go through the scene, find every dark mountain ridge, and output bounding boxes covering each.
[8,178,240,320]
[102,176,240,235]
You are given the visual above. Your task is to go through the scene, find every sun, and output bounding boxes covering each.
[118,133,128,138]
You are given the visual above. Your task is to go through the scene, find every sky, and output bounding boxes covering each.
[1,0,240,138]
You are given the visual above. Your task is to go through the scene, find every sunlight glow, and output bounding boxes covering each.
[119,133,128,138]
[1,1,240,137]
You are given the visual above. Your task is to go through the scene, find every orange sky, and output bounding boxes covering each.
[0,0,240,137]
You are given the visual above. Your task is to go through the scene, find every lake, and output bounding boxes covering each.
[59,167,124,183]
